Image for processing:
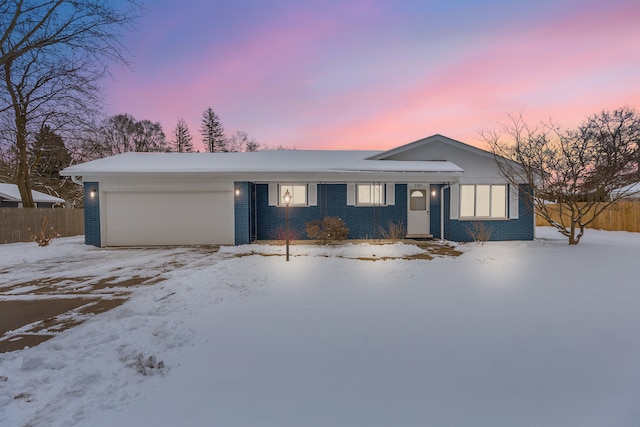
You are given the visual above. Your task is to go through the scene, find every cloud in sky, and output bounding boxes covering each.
[104,0,640,151]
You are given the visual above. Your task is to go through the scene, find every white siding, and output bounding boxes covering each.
[268,183,277,206]
[449,184,459,219]
[346,183,356,206]
[386,183,395,205]
[509,184,519,219]
[308,183,318,206]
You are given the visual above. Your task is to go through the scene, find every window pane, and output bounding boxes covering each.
[357,184,370,204]
[280,185,292,205]
[491,185,506,217]
[292,185,306,205]
[476,185,491,217]
[280,184,306,205]
[372,184,383,204]
[410,189,427,211]
[460,185,475,217]
[357,184,384,205]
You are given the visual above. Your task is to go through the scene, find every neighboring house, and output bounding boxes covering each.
[0,183,65,208]
[610,182,640,200]
[60,134,534,247]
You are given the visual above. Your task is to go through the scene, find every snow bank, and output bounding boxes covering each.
[1,228,639,426]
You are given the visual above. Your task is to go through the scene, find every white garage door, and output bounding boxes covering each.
[104,191,234,246]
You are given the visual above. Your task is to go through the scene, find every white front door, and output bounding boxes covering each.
[407,185,430,237]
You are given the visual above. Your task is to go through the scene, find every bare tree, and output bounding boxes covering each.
[83,114,168,158]
[172,118,194,152]
[484,107,640,244]
[0,0,140,207]
[226,130,261,152]
[0,1,138,67]
[134,119,167,152]
[271,144,297,150]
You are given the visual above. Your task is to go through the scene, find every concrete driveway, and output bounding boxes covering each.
[0,241,219,353]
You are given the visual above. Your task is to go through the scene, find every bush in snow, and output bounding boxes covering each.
[380,220,406,241]
[269,225,303,242]
[122,352,167,376]
[27,215,60,246]
[306,216,349,245]
[465,221,493,244]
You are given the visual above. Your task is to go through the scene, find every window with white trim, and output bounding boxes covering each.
[279,184,307,206]
[460,184,507,218]
[357,183,385,206]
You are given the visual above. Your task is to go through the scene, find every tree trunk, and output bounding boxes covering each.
[4,60,34,208]
[15,112,35,207]
[568,221,577,245]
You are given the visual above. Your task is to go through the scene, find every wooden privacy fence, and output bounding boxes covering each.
[0,208,84,244]
[536,200,640,233]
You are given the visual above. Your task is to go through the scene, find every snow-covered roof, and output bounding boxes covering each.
[0,183,65,204]
[610,182,640,199]
[367,134,494,160]
[60,150,465,176]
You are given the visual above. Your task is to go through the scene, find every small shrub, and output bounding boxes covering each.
[465,221,493,243]
[122,352,167,376]
[305,216,349,245]
[269,226,303,242]
[27,216,60,247]
[379,220,406,241]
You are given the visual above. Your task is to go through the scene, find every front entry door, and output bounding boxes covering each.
[407,185,430,237]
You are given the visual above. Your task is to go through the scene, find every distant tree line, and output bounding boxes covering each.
[0,104,279,207]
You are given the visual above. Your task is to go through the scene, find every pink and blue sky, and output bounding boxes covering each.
[105,0,640,151]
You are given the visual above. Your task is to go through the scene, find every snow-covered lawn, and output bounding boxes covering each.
[1,228,640,426]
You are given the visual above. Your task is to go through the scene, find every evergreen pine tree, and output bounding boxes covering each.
[200,108,226,152]
[172,118,194,152]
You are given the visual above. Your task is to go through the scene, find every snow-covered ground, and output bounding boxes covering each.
[1,228,640,426]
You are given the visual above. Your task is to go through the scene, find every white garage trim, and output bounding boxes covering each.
[102,190,234,246]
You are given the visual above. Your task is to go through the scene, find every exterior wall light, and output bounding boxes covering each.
[235,188,240,196]
[431,189,437,197]
[90,189,96,198]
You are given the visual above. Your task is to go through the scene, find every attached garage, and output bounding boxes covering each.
[103,188,234,246]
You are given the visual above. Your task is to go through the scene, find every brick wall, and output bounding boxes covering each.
[255,183,408,240]
[444,183,534,241]
[234,182,251,245]
[83,182,101,246]
[430,184,443,239]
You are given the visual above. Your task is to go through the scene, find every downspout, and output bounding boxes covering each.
[70,175,83,186]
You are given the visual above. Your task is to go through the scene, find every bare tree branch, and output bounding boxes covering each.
[0,0,141,207]
[483,107,640,244]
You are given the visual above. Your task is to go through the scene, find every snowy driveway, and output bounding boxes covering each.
[0,238,459,354]
[0,238,220,352]
[1,230,640,427]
